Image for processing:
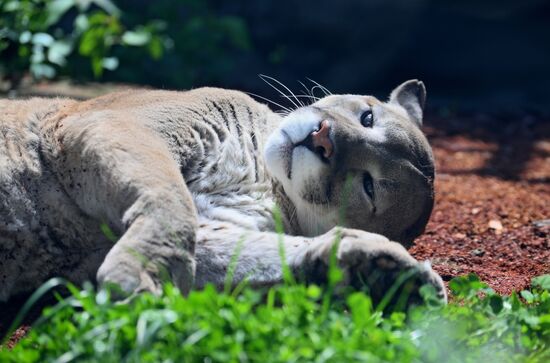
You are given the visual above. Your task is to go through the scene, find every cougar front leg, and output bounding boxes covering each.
[194,222,445,305]
[194,220,312,289]
[51,116,197,296]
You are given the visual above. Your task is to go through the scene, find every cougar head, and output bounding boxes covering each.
[264,80,434,247]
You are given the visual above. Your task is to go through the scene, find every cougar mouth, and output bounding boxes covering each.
[279,129,294,179]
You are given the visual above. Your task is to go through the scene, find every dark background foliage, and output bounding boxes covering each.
[214,0,550,112]
[1,0,549,111]
[122,0,550,112]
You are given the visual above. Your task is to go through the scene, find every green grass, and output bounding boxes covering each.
[1,274,549,363]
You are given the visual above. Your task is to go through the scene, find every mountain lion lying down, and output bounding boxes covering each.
[0,80,446,304]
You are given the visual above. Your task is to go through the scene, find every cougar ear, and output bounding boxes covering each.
[389,79,426,126]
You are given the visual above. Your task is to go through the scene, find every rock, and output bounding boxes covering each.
[488,220,503,234]
[533,219,550,228]
[471,248,485,257]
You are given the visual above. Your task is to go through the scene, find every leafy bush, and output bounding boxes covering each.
[0,0,250,90]
[1,274,549,362]
[103,0,251,88]
[0,0,167,87]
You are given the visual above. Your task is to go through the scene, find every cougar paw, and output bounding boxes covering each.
[96,254,162,300]
[341,239,446,306]
[308,228,447,307]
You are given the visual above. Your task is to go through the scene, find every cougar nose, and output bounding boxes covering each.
[311,120,333,159]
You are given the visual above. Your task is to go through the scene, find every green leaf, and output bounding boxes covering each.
[45,0,76,27]
[47,40,72,66]
[100,223,118,242]
[306,285,321,299]
[488,294,503,314]
[17,45,30,58]
[30,45,45,64]
[449,273,490,300]
[19,31,32,44]
[74,14,89,33]
[101,56,119,70]
[32,32,55,47]
[148,36,164,59]
[520,290,535,304]
[122,30,151,46]
[78,30,98,56]
[532,274,550,291]
[90,0,121,17]
[510,291,521,311]
[3,1,20,12]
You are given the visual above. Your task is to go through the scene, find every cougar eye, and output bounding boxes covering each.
[363,172,374,200]
[360,110,374,128]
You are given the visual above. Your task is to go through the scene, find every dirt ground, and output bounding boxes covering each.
[412,110,549,294]
[1,100,549,347]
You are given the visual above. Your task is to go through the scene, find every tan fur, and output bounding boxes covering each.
[0,82,445,303]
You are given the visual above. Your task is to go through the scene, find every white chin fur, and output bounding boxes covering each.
[264,107,338,235]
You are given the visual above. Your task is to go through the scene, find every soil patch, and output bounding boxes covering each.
[411,110,550,294]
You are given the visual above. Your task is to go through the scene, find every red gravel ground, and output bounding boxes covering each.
[1,108,549,347]
[411,110,550,295]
